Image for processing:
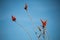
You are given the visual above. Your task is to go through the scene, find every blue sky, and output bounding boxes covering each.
[0,0,60,40]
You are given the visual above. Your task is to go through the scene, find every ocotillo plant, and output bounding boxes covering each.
[11,3,49,40]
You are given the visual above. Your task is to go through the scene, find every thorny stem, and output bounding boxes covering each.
[15,21,32,40]
[26,11,40,40]
[42,27,49,40]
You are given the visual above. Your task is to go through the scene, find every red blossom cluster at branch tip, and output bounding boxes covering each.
[24,3,28,11]
[41,19,47,28]
[12,16,16,21]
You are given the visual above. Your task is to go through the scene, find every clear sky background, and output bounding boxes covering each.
[0,0,60,40]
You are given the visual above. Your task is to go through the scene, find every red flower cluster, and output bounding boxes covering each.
[24,4,28,11]
[12,16,16,21]
[41,19,47,28]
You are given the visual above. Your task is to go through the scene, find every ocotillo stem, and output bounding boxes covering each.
[26,11,39,40]
[15,21,32,40]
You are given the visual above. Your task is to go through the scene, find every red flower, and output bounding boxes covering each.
[41,19,47,28]
[24,4,28,11]
[12,16,16,21]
